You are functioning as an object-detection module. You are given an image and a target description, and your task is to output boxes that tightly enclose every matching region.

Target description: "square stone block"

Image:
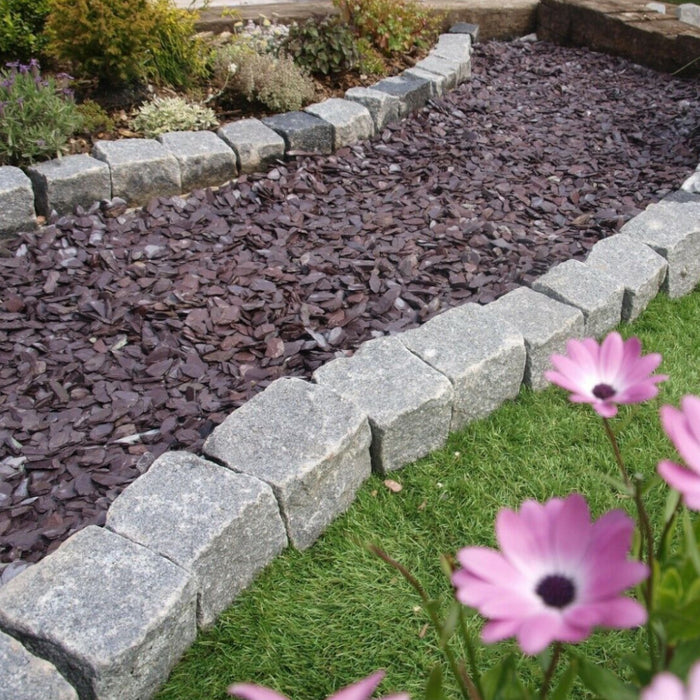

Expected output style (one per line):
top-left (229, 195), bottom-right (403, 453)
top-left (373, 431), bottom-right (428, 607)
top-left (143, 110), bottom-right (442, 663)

top-left (372, 75), bottom-right (432, 117)
top-left (344, 87), bottom-right (401, 132)
top-left (0, 526), bottom-right (197, 700)
top-left (204, 377), bottom-right (372, 550)
top-left (435, 33), bottom-right (472, 60)
top-left (403, 67), bottom-right (447, 97)
top-left (532, 259), bottom-right (624, 338)
top-left (484, 287), bottom-right (585, 390)
top-left (620, 192), bottom-right (700, 297)
top-left (158, 130), bottom-right (237, 192)
top-left (26, 154), bottom-right (111, 217)
top-left (449, 22), bottom-right (480, 42)
top-left (0, 166), bottom-right (37, 237)
top-left (107, 451), bottom-right (287, 629)
top-left (400, 303), bottom-right (526, 431)
top-left (262, 111), bottom-right (334, 155)
top-left (585, 234), bottom-right (668, 322)
top-left (304, 98), bottom-right (374, 148)
top-left (0, 630), bottom-right (77, 700)
top-left (412, 55), bottom-right (460, 89)
top-left (313, 336), bottom-right (454, 473)
top-left (92, 139), bottom-right (181, 207)
top-left (217, 118), bottom-right (285, 174)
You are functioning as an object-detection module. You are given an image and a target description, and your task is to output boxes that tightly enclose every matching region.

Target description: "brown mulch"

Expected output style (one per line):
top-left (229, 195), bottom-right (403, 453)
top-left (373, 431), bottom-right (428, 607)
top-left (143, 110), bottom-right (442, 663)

top-left (1, 40), bottom-right (699, 577)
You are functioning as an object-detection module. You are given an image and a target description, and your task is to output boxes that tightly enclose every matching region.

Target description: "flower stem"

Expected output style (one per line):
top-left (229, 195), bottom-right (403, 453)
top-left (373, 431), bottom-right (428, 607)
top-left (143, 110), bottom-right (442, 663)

top-left (602, 417), bottom-right (631, 487)
top-left (458, 606), bottom-right (485, 700)
top-left (540, 643), bottom-right (562, 700)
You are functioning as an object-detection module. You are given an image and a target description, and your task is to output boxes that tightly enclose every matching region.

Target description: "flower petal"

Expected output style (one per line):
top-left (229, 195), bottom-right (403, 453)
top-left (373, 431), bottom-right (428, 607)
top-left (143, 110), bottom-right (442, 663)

top-left (228, 684), bottom-right (289, 700)
top-left (329, 671), bottom-right (384, 700)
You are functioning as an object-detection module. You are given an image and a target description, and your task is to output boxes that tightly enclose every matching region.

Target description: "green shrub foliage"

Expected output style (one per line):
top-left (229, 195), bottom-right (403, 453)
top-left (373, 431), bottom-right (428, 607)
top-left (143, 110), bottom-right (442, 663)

top-left (0, 0), bottom-right (51, 62)
top-left (129, 95), bottom-right (218, 137)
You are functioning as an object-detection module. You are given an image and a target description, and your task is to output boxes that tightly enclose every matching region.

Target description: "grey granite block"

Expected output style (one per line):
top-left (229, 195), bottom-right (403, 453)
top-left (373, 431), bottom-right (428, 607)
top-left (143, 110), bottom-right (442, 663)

top-left (449, 22), bottom-right (480, 42)
top-left (677, 2), bottom-right (700, 26)
top-left (217, 118), bottom-right (285, 174)
top-left (435, 33), bottom-right (472, 59)
top-left (371, 75), bottom-right (432, 117)
top-left (619, 192), bottom-right (700, 297)
top-left (158, 130), bottom-right (237, 192)
top-left (531, 259), bottom-right (624, 338)
top-left (585, 234), bottom-right (668, 322)
top-left (313, 337), bottom-right (453, 473)
top-left (412, 55), bottom-right (460, 89)
top-left (400, 303), bottom-right (526, 431)
top-left (344, 86), bottom-right (401, 132)
top-left (0, 166), bottom-right (37, 237)
top-left (92, 138), bottom-right (181, 207)
top-left (0, 630), bottom-right (77, 700)
top-left (106, 452), bottom-right (287, 629)
top-left (484, 287), bottom-right (585, 390)
top-left (304, 98), bottom-right (374, 148)
top-left (403, 67), bottom-right (447, 97)
top-left (262, 111), bottom-right (334, 155)
top-left (681, 167), bottom-right (700, 194)
top-left (204, 377), bottom-right (371, 550)
top-left (26, 154), bottom-right (111, 217)
top-left (0, 526), bottom-right (197, 700)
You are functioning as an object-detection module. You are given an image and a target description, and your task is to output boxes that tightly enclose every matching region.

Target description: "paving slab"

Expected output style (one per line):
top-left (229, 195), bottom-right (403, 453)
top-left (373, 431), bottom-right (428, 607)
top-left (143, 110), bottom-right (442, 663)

top-left (217, 117), bottom-right (285, 173)
top-left (92, 139), bottom-right (182, 207)
top-left (262, 111), bottom-right (334, 154)
top-left (204, 377), bottom-right (371, 550)
top-left (158, 130), bottom-right (237, 191)
top-left (531, 258), bottom-right (625, 338)
top-left (26, 154), bottom-right (111, 217)
top-left (484, 287), bottom-right (585, 390)
top-left (304, 98), bottom-right (375, 148)
top-left (0, 166), bottom-right (37, 237)
top-left (400, 303), bottom-right (526, 431)
top-left (585, 233), bottom-right (668, 321)
top-left (0, 629), bottom-right (77, 700)
top-left (0, 526), bottom-right (197, 700)
top-left (403, 67), bottom-right (448, 97)
top-left (371, 74), bottom-right (432, 117)
top-left (343, 86), bottom-right (402, 132)
top-left (619, 191), bottom-right (700, 297)
top-left (313, 336), bottom-right (453, 473)
top-left (106, 451), bottom-right (287, 629)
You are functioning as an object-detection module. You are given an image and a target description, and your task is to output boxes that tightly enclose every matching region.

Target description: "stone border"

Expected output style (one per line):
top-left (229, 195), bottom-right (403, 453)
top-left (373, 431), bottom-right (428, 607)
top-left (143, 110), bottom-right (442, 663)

top-left (1, 27), bottom-right (700, 700)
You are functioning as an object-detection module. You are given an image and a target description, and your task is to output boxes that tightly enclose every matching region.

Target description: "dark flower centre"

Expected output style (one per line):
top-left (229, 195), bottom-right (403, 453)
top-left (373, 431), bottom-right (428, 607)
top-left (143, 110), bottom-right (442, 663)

top-left (535, 574), bottom-right (576, 608)
top-left (592, 383), bottom-right (616, 400)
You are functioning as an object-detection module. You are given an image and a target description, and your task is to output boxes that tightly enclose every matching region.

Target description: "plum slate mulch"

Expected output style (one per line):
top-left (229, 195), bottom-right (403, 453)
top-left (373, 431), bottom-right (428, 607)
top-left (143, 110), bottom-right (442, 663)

top-left (0, 40), bottom-right (699, 573)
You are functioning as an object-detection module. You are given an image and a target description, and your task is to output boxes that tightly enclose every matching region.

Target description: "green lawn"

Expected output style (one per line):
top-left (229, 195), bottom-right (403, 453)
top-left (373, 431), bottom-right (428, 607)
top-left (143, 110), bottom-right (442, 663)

top-left (156, 287), bottom-right (700, 700)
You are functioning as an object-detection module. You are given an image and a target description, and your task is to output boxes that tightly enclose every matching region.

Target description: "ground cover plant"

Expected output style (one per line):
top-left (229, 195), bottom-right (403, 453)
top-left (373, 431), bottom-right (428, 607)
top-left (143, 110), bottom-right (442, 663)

top-left (156, 288), bottom-right (700, 699)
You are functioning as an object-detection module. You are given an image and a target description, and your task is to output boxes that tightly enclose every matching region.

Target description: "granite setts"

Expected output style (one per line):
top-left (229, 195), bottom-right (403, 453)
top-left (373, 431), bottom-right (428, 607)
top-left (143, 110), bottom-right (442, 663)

top-left (1, 26), bottom-right (700, 700)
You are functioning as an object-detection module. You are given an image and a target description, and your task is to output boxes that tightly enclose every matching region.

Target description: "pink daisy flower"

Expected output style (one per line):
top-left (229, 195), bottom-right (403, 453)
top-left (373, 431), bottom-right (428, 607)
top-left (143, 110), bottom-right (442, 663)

top-left (228, 671), bottom-right (409, 700)
top-left (641, 661), bottom-right (700, 700)
top-left (545, 332), bottom-right (667, 418)
top-left (658, 395), bottom-right (700, 510)
top-left (452, 493), bottom-right (648, 655)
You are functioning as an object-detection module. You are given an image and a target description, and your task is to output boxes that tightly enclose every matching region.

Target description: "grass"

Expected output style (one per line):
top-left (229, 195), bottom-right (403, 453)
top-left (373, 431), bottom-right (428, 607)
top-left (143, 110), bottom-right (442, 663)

top-left (156, 287), bottom-right (700, 700)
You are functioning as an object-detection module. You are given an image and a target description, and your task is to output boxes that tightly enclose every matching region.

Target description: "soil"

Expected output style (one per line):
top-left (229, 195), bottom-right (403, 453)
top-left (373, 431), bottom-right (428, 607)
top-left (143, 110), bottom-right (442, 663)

top-left (1, 39), bottom-right (699, 580)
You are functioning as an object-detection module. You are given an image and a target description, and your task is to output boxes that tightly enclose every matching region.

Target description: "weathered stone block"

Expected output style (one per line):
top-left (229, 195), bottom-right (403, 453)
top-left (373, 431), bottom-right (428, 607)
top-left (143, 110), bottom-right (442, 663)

top-left (412, 55), bottom-right (460, 89)
top-left (204, 377), bottom-right (371, 550)
top-left (262, 111), bottom-right (334, 154)
top-left (344, 86), bottom-right (401, 132)
top-left (304, 98), bottom-right (374, 149)
top-left (400, 303), bottom-right (526, 431)
top-left (372, 75), bottom-right (432, 117)
top-left (435, 32), bottom-right (473, 59)
top-left (585, 234), bottom-right (668, 322)
top-left (645, 2), bottom-right (666, 13)
top-left (619, 192), bottom-right (700, 297)
top-left (449, 22), bottom-right (480, 42)
top-left (106, 451), bottom-right (287, 629)
top-left (158, 130), bottom-right (237, 192)
top-left (677, 3), bottom-right (700, 27)
top-left (0, 526), bottom-right (197, 700)
top-left (532, 259), bottom-right (624, 338)
top-left (217, 118), bottom-right (285, 173)
top-left (403, 67), bottom-right (448, 97)
top-left (0, 166), bottom-right (37, 237)
top-left (484, 287), bottom-right (585, 390)
top-left (92, 139), bottom-right (181, 207)
top-left (26, 154), bottom-right (111, 217)
top-left (0, 630), bottom-right (77, 700)
top-left (313, 337), bottom-right (453, 473)
top-left (681, 165), bottom-right (700, 194)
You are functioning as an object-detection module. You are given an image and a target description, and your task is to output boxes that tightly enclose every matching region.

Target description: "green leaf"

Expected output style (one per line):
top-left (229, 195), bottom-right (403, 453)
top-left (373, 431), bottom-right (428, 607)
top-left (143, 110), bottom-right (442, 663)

top-left (481, 654), bottom-right (530, 700)
top-left (682, 509), bottom-right (700, 576)
top-left (439, 600), bottom-right (460, 647)
top-left (669, 637), bottom-right (700, 677)
top-left (549, 659), bottom-right (578, 700)
top-left (423, 664), bottom-right (447, 700)
top-left (655, 566), bottom-right (684, 611)
top-left (573, 655), bottom-right (637, 700)
top-left (665, 599), bottom-right (700, 642)
top-left (597, 472), bottom-right (634, 496)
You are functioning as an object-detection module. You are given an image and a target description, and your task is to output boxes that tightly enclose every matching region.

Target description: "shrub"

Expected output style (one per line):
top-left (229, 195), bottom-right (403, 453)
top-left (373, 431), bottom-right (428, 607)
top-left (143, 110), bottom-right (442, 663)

top-left (0, 0), bottom-right (51, 62)
top-left (282, 17), bottom-right (359, 76)
top-left (0, 59), bottom-right (83, 166)
top-left (356, 36), bottom-right (386, 75)
top-left (334, 0), bottom-right (442, 56)
top-left (75, 99), bottom-right (115, 134)
top-left (129, 95), bottom-right (218, 138)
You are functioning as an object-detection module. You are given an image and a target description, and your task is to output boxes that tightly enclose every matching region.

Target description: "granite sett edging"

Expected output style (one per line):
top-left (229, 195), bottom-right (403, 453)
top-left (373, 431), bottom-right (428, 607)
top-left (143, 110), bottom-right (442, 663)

top-left (1, 26), bottom-right (700, 700)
